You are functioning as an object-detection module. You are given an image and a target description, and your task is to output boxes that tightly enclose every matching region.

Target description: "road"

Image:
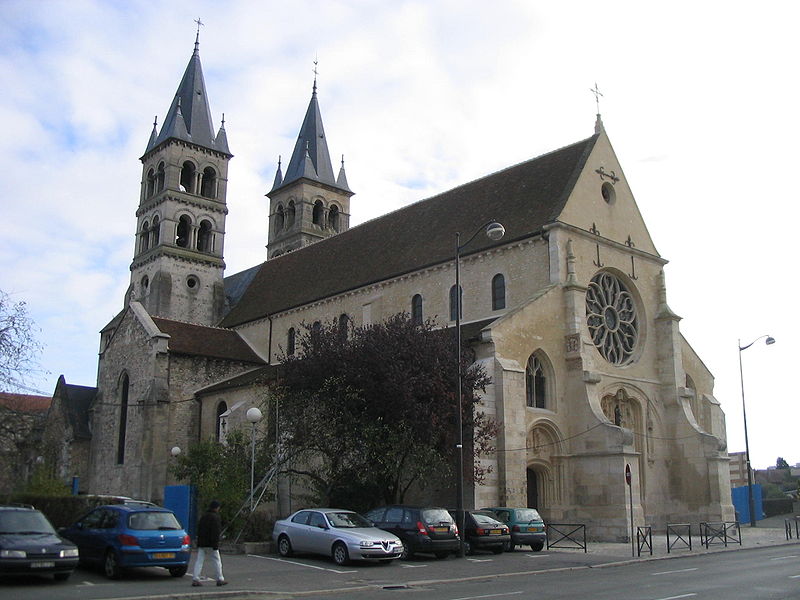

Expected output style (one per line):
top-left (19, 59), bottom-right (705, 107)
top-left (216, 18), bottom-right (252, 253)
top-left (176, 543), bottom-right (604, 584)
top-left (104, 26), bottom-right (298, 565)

top-left (0, 544), bottom-right (797, 599)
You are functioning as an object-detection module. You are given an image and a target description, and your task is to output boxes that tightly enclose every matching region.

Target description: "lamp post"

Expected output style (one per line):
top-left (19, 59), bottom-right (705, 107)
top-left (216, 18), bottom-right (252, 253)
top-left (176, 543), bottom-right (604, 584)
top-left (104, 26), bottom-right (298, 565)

top-left (738, 334), bottom-right (775, 527)
top-left (454, 220), bottom-right (505, 557)
top-left (246, 407), bottom-right (263, 512)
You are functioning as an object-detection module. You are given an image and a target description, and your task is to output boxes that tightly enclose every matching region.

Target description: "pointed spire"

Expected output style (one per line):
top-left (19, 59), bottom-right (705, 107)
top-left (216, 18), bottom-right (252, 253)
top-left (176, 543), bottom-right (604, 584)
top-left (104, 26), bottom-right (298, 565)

top-left (336, 154), bottom-right (350, 191)
top-left (145, 116), bottom-right (158, 153)
top-left (595, 113), bottom-right (605, 134)
top-left (278, 66), bottom-right (346, 192)
top-left (147, 31), bottom-right (231, 156)
top-left (215, 112), bottom-right (230, 154)
top-left (270, 155), bottom-right (283, 191)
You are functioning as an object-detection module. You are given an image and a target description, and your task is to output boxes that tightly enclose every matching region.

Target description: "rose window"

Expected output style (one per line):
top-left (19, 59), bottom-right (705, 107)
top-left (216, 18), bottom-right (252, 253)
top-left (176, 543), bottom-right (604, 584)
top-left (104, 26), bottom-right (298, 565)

top-left (586, 272), bottom-right (639, 365)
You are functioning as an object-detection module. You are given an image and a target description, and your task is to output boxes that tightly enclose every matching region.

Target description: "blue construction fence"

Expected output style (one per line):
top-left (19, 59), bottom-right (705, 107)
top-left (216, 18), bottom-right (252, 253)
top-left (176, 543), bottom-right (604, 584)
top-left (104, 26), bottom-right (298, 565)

top-left (731, 484), bottom-right (764, 523)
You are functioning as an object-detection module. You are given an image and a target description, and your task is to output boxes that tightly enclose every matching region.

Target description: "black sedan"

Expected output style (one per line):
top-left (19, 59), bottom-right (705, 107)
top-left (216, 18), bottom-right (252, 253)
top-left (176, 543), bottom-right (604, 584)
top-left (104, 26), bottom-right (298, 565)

top-left (0, 505), bottom-right (79, 581)
top-left (450, 509), bottom-right (510, 555)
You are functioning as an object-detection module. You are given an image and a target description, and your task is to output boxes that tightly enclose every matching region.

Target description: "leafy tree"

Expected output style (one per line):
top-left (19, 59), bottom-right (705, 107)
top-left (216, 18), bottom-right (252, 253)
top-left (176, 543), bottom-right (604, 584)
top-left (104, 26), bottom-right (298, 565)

top-left (0, 290), bottom-right (43, 393)
top-left (275, 313), bottom-right (495, 511)
top-left (169, 429), bottom-right (271, 531)
top-left (776, 457), bottom-right (790, 469)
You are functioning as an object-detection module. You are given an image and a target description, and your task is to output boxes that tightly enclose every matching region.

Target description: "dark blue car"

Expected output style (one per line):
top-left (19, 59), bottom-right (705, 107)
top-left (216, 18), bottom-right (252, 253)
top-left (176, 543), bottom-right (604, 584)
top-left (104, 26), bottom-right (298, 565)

top-left (61, 504), bottom-right (190, 579)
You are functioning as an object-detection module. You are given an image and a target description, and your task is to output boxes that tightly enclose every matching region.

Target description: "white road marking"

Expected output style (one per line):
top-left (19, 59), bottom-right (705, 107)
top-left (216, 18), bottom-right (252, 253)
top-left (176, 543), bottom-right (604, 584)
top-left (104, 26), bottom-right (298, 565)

top-left (248, 553), bottom-right (356, 574)
top-left (652, 594), bottom-right (697, 600)
top-left (450, 592), bottom-right (524, 600)
top-left (770, 555), bottom-right (798, 561)
top-left (400, 563), bottom-right (429, 568)
top-left (466, 558), bottom-right (494, 562)
top-left (790, 574), bottom-right (800, 579)
top-left (651, 567), bottom-right (699, 575)
top-left (524, 553), bottom-right (551, 558)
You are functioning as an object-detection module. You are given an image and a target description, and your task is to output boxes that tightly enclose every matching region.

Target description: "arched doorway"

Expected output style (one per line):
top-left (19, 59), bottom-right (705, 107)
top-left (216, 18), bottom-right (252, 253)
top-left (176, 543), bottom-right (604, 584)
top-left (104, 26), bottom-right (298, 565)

top-left (526, 468), bottom-right (539, 508)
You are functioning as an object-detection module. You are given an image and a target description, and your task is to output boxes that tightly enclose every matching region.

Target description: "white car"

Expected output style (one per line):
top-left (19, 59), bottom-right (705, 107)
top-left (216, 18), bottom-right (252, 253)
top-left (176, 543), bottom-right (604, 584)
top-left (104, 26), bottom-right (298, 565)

top-left (272, 508), bottom-right (403, 565)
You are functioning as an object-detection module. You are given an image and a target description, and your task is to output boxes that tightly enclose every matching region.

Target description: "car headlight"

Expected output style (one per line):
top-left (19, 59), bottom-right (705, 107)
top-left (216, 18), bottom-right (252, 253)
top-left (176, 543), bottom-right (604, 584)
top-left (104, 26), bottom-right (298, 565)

top-left (359, 541), bottom-right (378, 548)
top-left (60, 548), bottom-right (79, 558)
top-left (0, 549), bottom-right (27, 558)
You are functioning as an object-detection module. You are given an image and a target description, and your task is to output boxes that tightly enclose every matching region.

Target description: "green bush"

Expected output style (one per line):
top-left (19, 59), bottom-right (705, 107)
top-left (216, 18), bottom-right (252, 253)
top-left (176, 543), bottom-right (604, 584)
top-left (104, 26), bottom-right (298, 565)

top-left (3, 494), bottom-right (123, 528)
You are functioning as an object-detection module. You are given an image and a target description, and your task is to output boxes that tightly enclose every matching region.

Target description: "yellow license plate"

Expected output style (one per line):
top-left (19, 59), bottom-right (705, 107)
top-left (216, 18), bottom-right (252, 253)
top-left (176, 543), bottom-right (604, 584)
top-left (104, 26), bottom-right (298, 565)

top-left (527, 526), bottom-right (543, 532)
top-left (152, 552), bottom-right (175, 559)
top-left (432, 526), bottom-right (448, 533)
top-left (490, 529), bottom-right (502, 535)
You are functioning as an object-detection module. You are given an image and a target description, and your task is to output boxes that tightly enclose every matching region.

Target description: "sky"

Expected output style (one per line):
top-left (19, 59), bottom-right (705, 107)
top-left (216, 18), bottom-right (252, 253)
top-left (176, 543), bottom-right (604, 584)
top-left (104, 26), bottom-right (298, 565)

top-left (1, 0), bottom-right (797, 471)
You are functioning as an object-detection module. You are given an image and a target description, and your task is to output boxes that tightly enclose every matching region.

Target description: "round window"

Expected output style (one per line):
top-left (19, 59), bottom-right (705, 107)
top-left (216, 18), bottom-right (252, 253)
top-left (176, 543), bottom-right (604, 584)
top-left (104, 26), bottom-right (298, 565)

top-left (187, 275), bottom-right (199, 289)
top-left (601, 181), bottom-right (616, 205)
top-left (586, 272), bottom-right (639, 365)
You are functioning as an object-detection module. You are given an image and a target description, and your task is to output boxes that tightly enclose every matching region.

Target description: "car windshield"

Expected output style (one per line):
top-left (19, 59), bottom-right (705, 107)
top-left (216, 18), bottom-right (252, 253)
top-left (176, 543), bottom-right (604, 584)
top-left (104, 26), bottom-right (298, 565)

top-left (421, 509), bottom-right (452, 524)
top-left (0, 510), bottom-right (56, 534)
top-left (473, 513), bottom-right (503, 526)
top-left (127, 511), bottom-right (181, 531)
top-left (516, 509), bottom-right (542, 522)
top-left (327, 512), bottom-right (372, 528)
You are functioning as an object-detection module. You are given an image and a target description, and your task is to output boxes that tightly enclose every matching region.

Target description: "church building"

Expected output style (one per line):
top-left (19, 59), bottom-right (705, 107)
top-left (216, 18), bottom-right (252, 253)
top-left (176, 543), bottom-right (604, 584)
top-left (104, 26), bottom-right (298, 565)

top-left (48, 35), bottom-right (734, 541)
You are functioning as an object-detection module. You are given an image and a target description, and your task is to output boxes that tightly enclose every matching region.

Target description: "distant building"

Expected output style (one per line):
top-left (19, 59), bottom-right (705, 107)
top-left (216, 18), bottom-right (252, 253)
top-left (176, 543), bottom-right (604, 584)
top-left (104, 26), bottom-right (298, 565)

top-left (0, 392), bottom-right (51, 493)
top-left (729, 451), bottom-right (748, 488)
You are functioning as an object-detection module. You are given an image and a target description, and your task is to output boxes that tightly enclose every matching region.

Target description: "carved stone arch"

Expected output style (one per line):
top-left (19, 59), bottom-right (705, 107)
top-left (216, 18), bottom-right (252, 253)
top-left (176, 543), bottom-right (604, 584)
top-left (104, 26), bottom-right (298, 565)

top-left (526, 420), bottom-right (565, 511)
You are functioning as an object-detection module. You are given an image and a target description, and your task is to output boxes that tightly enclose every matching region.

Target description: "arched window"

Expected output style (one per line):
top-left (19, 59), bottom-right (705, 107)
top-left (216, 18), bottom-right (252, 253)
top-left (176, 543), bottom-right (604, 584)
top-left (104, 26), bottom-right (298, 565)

top-left (141, 275), bottom-right (149, 293)
top-left (286, 201), bottom-right (296, 227)
top-left (197, 219), bottom-right (213, 252)
top-left (525, 354), bottom-right (547, 409)
top-left (312, 200), bottom-right (324, 226)
top-left (449, 285), bottom-right (462, 321)
top-left (200, 167), bottom-right (217, 198)
top-left (287, 327), bottom-right (296, 355)
top-left (216, 401), bottom-right (228, 442)
top-left (275, 204), bottom-right (285, 233)
top-left (176, 215), bottom-right (191, 248)
top-left (146, 168), bottom-right (156, 197)
top-left (140, 220), bottom-right (150, 252)
top-left (311, 321), bottom-right (321, 344)
top-left (328, 205), bottom-right (340, 231)
top-left (156, 162), bottom-right (165, 192)
top-left (492, 274), bottom-right (506, 310)
top-left (338, 313), bottom-right (349, 341)
top-left (151, 215), bottom-right (160, 246)
top-left (411, 294), bottom-right (423, 326)
top-left (117, 374), bottom-right (129, 464)
top-left (180, 161), bottom-right (195, 193)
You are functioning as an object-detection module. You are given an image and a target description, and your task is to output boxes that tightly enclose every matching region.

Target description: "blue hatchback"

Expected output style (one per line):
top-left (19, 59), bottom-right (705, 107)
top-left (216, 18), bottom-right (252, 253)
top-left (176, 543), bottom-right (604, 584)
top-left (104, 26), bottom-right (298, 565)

top-left (61, 505), bottom-right (190, 579)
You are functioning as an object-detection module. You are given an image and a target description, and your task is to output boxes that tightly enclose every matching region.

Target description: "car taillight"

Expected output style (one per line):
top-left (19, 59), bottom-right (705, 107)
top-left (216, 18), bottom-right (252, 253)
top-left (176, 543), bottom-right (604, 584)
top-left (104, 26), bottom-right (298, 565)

top-left (416, 521), bottom-right (428, 535)
top-left (512, 525), bottom-right (520, 532)
top-left (476, 527), bottom-right (486, 535)
top-left (181, 535), bottom-right (191, 546)
top-left (118, 534), bottom-right (138, 546)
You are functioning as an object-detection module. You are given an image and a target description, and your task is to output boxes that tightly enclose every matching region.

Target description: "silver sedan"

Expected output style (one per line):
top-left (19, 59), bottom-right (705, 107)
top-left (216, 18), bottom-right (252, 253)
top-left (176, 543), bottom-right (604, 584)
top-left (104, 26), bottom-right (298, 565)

top-left (272, 508), bottom-right (403, 565)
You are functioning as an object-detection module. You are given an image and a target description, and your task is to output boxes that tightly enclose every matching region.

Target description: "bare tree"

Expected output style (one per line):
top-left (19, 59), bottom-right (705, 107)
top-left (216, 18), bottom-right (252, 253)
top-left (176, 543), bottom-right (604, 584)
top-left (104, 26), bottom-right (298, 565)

top-left (0, 290), bottom-right (43, 393)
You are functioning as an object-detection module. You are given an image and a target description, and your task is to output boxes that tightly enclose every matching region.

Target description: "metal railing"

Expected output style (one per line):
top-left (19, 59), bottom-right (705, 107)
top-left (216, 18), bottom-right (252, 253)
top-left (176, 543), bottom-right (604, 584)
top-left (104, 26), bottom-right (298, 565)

top-left (666, 523), bottom-right (692, 553)
top-left (699, 521), bottom-right (741, 549)
top-left (785, 517), bottom-right (799, 540)
top-left (546, 523), bottom-right (587, 553)
top-left (636, 525), bottom-right (652, 556)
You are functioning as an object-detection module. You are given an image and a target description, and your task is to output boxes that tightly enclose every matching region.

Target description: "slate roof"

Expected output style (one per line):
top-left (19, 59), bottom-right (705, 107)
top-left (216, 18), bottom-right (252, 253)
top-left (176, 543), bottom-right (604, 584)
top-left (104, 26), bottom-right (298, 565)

top-left (221, 134), bottom-right (599, 328)
top-left (195, 364), bottom-right (280, 396)
top-left (151, 317), bottom-right (265, 364)
top-left (58, 382), bottom-right (96, 440)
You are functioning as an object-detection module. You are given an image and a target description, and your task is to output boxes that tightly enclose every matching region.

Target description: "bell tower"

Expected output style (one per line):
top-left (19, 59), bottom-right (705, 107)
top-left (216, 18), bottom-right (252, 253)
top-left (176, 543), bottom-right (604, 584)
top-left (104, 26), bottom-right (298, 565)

top-left (266, 75), bottom-right (353, 259)
top-left (130, 32), bottom-right (232, 325)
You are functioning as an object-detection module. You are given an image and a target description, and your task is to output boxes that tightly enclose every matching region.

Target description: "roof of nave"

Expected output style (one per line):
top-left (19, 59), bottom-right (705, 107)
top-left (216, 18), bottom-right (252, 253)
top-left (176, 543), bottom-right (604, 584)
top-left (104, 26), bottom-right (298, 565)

top-left (151, 317), bottom-right (265, 364)
top-left (221, 133), bottom-right (599, 328)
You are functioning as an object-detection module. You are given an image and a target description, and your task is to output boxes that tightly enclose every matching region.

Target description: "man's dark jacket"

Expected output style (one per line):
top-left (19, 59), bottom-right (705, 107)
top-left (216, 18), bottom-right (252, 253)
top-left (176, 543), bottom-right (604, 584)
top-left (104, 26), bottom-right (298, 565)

top-left (197, 510), bottom-right (222, 548)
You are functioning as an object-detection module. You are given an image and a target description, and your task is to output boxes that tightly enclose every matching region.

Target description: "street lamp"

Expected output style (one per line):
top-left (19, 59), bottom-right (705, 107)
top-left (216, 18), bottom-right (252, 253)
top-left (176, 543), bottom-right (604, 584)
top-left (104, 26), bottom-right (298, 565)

top-left (454, 220), bottom-right (505, 557)
top-left (246, 407), bottom-right (263, 512)
top-left (738, 334), bottom-right (775, 527)
top-left (170, 446), bottom-right (181, 457)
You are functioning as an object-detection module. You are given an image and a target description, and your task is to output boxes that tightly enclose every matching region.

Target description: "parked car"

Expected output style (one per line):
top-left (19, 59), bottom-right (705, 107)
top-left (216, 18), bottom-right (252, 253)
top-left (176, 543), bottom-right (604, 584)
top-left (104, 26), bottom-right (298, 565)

top-left (60, 504), bottom-right (190, 578)
top-left (482, 506), bottom-right (546, 551)
top-left (363, 505), bottom-right (459, 559)
top-left (449, 509), bottom-right (510, 555)
top-left (272, 508), bottom-right (403, 565)
top-left (0, 505), bottom-right (79, 581)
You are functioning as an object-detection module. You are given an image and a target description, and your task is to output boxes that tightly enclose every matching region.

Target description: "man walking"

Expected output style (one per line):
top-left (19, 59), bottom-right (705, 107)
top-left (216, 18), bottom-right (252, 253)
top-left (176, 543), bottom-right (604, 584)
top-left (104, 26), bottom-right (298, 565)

top-left (191, 500), bottom-right (228, 587)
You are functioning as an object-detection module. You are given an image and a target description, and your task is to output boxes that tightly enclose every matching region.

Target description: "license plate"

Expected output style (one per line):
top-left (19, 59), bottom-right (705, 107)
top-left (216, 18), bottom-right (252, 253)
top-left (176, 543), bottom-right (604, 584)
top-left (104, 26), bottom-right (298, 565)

top-left (31, 561), bottom-right (55, 568)
top-left (432, 526), bottom-right (448, 533)
top-left (527, 526), bottom-right (543, 532)
top-left (152, 552), bottom-right (175, 559)
top-left (490, 529), bottom-right (502, 535)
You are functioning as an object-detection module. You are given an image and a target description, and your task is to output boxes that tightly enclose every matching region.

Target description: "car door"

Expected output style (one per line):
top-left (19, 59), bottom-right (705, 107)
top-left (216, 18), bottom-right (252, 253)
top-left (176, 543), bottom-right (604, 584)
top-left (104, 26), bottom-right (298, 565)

top-left (305, 511), bottom-right (333, 556)
top-left (286, 511), bottom-right (312, 552)
top-left (77, 508), bottom-right (110, 563)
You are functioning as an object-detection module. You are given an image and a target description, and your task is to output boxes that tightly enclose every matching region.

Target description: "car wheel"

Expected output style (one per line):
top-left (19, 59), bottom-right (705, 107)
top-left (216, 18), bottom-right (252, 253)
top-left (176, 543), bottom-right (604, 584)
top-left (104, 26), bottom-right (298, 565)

top-left (503, 541), bottom-right (515, 552)
top-left (400, 544), bottom-right (413, 560)
top-left (278, 535), bottom-right (293, 557)
top-left (463, 541), bottom-right (473, 556)
top-left (169, 565), bottom-right (188, 577)
top-left (104, 549), bottom-right (121, 579)
top-left (54, 572), bottom-right (71, 581)
top-left (332, 542), bottom-right (349, 566)
top-left (530, 542), bottom-right (544, 552)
